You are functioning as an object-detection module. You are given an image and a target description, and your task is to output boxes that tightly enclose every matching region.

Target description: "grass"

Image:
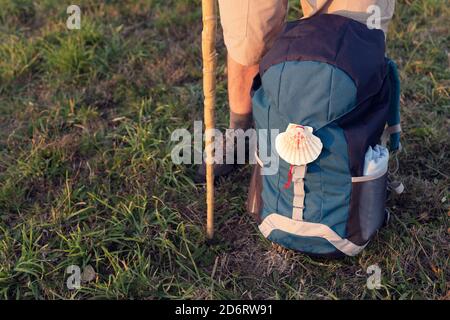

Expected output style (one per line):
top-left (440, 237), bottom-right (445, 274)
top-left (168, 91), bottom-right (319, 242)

top-left (0, 0), bottom-right (448, 299)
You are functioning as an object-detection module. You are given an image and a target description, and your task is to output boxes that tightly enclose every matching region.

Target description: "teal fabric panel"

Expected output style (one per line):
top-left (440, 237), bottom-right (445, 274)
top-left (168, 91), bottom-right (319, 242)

top-left (271, 158), bottom-right (300, 219)
top-left (252, 87), bottom-right (270, 134)
top-left (254, 68), bottom-right (287, 220)
top-left (311, 124), bottom-right (351, 236)
top-left (260, 63), bottom-right (284, 113)
top-left (268, 229), bottom-right (339, 255)
top-left (256, 61), bottom-right (355, 239)
top-left (273, 123), bottom-right (351, 237)
top-left (261, 61), bottom-right (357, 130)
top-left (257, 61), bottom-right (354, 236)
top-left (253, 80), bottom-right (285, 221)
top-left (252, 86), bottom-right (271, 167)
top-left (260, 173), bottom-right (280, 221)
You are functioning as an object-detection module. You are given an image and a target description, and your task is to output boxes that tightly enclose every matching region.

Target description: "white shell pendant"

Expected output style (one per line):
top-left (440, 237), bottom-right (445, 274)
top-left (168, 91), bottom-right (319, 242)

top-left (275, 124), bottom-right (323, 166)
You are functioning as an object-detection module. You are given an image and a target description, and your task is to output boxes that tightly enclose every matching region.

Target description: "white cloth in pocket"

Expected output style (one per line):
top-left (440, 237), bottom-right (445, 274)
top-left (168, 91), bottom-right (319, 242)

top-left (363, 145), bottom-right (389, 176)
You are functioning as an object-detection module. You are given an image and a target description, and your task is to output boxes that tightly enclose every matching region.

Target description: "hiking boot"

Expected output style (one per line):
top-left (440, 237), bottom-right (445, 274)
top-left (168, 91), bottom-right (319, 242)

top-left (194, 129), bottom-right (254, 183)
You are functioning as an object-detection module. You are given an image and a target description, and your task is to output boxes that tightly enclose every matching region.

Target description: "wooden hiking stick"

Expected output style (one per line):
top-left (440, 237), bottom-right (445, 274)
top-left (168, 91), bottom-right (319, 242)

top-left (201, 0), bottom-right (217, 239)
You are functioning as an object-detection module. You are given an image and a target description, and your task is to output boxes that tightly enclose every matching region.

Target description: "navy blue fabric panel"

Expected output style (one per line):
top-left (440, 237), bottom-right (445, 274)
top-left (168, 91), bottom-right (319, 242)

top-left (260, 14), bottom-right (387, 106)
top-left (338, 70), bottom-right (391, 176)
top-left (250, 74), bottom-right (262, 98)
top-left (387, 60), bottom-right (401, 151)
top-left (261, 17), bottom-right (346, 75)
top-left (387, 60), bottom-right (401, 127)
top-left (335, 19), bottom-right (387, 103)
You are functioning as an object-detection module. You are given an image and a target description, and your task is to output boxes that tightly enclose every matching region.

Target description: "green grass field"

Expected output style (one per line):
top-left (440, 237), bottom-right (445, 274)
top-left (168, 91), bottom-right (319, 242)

top-left (0, 0), bottom-right (448, 299)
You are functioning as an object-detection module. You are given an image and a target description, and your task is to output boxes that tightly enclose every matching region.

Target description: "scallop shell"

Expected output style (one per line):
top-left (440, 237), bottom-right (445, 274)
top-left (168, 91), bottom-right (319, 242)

top-left (275, 124), bottom-right (323, 166)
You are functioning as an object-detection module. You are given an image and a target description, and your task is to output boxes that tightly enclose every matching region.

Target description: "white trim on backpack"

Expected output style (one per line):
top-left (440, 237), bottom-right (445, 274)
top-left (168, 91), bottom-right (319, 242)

top-left (292, 166), bottom-right (306, 221)
top-left (259, 213), bottom-right (367, 256)
top-left (351, 167), bottom-right (388, 183)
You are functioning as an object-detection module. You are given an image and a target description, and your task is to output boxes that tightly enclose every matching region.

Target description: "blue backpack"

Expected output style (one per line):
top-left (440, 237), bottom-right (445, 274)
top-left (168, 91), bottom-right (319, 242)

top-left (248, 14), bottom-right (402, 257)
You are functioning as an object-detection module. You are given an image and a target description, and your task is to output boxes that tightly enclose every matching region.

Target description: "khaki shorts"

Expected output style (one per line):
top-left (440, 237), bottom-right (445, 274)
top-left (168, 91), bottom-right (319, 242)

top-left (219, 0), bottom-right (396, 66)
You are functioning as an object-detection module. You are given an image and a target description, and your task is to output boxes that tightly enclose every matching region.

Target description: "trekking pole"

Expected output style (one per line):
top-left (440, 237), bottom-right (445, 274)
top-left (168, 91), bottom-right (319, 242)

top-left (201, 0), bottom-right (217, 239)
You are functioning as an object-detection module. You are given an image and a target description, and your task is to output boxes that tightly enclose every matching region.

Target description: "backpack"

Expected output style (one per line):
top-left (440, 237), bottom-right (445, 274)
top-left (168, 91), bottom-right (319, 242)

top-left (247, 14), bottom-right (402, 257)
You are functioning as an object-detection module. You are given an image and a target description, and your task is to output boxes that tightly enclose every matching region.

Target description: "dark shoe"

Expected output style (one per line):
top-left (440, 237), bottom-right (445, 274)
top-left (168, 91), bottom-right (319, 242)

top-left (194, 129), bottom-right (252, 183)
top-left (194, 162), bottom-right (237, 183)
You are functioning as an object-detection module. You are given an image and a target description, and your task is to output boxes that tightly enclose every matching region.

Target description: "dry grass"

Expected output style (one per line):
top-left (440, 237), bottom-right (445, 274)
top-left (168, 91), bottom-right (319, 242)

top-left (0, 0), bottom-right (448, 299)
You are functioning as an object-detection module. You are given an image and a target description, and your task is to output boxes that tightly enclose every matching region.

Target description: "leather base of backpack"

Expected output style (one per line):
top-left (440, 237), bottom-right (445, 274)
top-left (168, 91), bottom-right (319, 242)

top-left (246, 165), bottom-right (262, 224)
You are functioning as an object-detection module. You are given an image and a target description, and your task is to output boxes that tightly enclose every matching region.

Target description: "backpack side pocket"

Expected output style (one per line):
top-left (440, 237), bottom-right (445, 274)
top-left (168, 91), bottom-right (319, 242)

top-left (347, 172), bottom-right (388, 246)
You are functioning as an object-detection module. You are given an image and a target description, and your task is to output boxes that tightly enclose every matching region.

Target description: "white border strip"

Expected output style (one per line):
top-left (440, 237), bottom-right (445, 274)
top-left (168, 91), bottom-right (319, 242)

top-left (351, 168), bottom-right (387, 183)
top-left (292, 166), bottom-right (306, 221)
top-left (259, 213), bottom-right (366, 256)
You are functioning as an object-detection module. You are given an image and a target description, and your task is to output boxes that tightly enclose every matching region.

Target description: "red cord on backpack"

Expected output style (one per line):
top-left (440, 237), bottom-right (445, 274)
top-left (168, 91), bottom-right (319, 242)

top-left (284, 165), bottom-right (294, 189)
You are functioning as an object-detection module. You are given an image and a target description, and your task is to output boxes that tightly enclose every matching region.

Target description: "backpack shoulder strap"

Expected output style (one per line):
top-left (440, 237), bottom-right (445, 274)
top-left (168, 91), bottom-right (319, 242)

top-left (382, 59), bottom-right (402, 151)
top-left (384, 59), bottom-right (405, 195)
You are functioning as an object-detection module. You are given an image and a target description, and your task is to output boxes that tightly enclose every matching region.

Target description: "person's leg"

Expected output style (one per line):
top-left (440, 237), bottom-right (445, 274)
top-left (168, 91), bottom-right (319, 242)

top-left (300, 0), bottom-right (396, 35)
top-left (227, 55), bottom-right (258, 130)
top-left (195, 0), bottom-right (288, 182)
top-left (222, 0), bottom-right (288, 129)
